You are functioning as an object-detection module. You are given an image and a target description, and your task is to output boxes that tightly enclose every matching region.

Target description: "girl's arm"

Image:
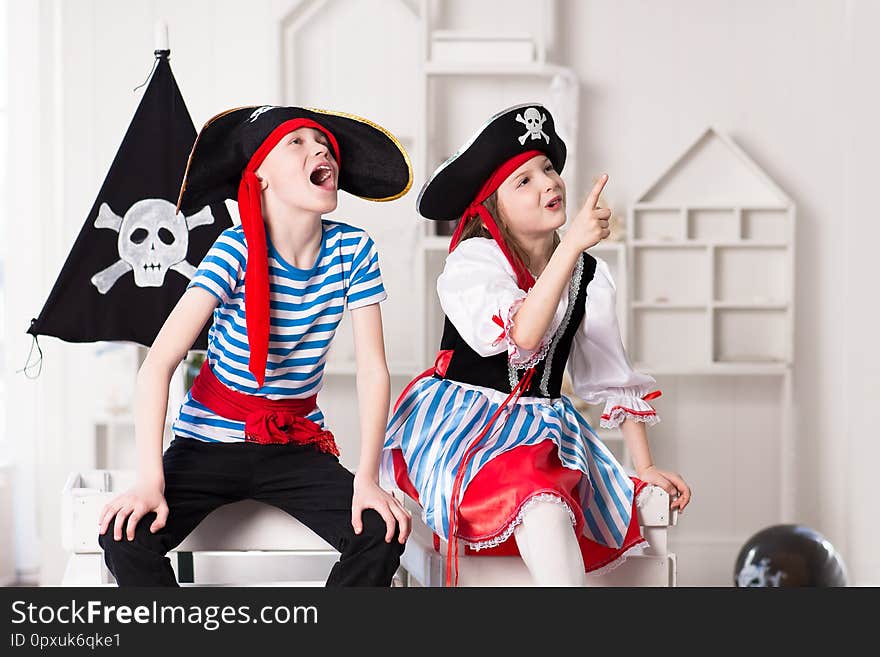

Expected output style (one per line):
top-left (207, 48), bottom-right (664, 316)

top-left (620, 419), bottom-right (691, 512)
top-left (98, 286), bottom-right (219, 540)
top-left (510, 175), bottom-right (612, 351)
top-left (349, 303), bottom-right (411, 543)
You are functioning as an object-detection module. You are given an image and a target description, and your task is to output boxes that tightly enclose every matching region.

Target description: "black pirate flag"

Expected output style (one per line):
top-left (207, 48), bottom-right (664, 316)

top-left (28, 54), bottom-right (232, 350)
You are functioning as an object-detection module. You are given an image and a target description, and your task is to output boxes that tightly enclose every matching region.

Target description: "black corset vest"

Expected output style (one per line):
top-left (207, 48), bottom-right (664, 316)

top-left (437, 252), bottom-right (597, 398)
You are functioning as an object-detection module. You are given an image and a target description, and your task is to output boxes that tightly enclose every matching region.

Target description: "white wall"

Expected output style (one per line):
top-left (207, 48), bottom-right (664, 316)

top-left (4, 0), bottom-right (877, 584)
top-left (556, 0), bottom-right (879, 584)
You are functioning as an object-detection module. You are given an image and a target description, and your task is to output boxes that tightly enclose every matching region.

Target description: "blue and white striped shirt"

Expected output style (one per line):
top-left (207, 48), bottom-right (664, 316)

top-left (172, 220), bottom-right (386, 443)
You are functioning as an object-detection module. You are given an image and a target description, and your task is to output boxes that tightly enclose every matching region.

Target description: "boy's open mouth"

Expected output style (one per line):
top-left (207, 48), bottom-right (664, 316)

top-left (545, 195), bottom-right (562, 210)
top-left (310, 163), bottom-right (335, 189)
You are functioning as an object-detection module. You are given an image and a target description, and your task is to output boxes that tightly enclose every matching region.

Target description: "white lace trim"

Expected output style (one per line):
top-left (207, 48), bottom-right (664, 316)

top-left (539, 254), bottom-right (585, 396)
top-left (462, 493), bottom-right (577, 551)
top-left (505, 298), bottom-right (553, 370)
top-left (584, 539), bottom-right (648, 578)
top-left (599, 407), bottom-right (661, 430)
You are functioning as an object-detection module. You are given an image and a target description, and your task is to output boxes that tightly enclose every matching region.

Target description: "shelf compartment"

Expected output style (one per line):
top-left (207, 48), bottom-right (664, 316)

top-left (688, 208), bottom-right (738, 241)
top-left (430, 31), bottom-right (535, 65)
top-left (633, 247), bottom-right (708, 305)
top-left (742, 209), bottom-right (789, 242)
top-left (631, 308), bottom-right (709, 370)
top-left (713, 308), bottom-right (788, 364)
top-left (632, 208), bottom-right (682, 241)
top-left (714, 246), bottom-right (789, 305)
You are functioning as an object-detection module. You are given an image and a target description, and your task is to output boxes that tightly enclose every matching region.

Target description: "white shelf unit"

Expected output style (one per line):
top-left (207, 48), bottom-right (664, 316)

top-left (627, 134), bottom-right (795, 374)
top-left (415, 0), bottom-right (579, 369)
top-left (627, 125), bottom-right (797, 530)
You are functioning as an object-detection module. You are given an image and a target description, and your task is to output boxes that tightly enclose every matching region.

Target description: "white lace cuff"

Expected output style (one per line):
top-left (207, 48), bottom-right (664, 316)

top-left (500, 297), bottom-right (564, 368)
top-left (600, 390), bottom-right (661, 429)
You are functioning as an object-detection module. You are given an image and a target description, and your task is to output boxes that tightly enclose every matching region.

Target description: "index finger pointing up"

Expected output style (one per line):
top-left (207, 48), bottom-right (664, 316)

top-left (587, 174), bottom-right (609, 209)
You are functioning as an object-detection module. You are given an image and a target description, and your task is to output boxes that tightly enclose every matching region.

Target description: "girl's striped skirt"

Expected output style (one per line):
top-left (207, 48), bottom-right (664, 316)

top-left (382, 376), bottom-right (648, 574)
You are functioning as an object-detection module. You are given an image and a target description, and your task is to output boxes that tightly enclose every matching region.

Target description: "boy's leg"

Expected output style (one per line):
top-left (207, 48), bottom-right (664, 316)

top-left (251, 443), bottom-right (404, 587)
top-left (98, 438), bottom-right (247, 586)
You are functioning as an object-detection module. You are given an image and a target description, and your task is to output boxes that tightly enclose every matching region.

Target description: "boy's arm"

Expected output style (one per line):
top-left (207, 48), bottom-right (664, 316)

top-left (349, 303), bottom-right (411, 543)
top-left (350, 302), bottom-right (390, 481)
top-left (99, 286), bottom-right (218, 540)
top-left (133, 286), bottom-right (218, 484)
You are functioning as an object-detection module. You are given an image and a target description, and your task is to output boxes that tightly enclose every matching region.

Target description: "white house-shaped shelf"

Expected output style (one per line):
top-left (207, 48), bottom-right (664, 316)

top-left (627, 126), bottom-right (795, 374)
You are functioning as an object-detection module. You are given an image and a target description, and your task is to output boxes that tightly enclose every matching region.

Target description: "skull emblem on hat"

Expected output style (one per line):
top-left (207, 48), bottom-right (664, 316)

top-left (515, 107), bottom-right (550, 145)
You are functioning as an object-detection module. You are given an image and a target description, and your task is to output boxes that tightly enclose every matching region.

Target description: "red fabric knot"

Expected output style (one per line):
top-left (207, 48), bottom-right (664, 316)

top-left (190, 359), bottom-right (339, 455)
top-left (642, 390), bottom-right (662, 401)
top-left (243, 411), bottom-right (338, 455)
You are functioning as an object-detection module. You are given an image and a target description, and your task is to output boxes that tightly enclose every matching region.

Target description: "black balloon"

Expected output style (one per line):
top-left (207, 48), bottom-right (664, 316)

top-left (734, 524), bottom-right (848, 587)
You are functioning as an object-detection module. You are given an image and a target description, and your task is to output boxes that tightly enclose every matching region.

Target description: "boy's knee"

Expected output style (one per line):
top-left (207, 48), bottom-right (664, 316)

top-left (357, 509), bottom-right (405, 553)
top-left (97, 514), bottom-right (160, 554)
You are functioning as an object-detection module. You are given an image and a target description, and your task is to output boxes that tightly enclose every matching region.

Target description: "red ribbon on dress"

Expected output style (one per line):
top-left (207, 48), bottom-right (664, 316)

top-left (237, 119), bottom-right (341, 388)
top-left (445, 367), bottom-right (536, 586)
top-left (189, 360), bottom-right (339, 455)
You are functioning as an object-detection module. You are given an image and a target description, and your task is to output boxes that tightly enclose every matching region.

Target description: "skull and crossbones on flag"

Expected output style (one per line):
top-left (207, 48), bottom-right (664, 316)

top-left (29, 55), bottom-right (232, 349)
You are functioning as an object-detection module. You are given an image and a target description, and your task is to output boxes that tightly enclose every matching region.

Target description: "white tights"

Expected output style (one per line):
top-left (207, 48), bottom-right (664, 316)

top-left (513, 498), bottom-right (586, 586)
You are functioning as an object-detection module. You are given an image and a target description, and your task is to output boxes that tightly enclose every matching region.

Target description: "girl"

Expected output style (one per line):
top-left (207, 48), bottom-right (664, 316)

top-left (384, 103), bottom-right (691, 586)
top-left (98, 105), bottom-right (413, 586)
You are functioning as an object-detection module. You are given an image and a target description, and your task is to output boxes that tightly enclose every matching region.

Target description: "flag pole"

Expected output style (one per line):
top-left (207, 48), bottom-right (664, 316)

top-left (154, 20), bottom-right (170, 59)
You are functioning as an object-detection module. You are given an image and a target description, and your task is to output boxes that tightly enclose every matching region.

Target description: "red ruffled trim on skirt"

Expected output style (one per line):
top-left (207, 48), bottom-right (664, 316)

top-left (391, 440), bottom-right (648, 573)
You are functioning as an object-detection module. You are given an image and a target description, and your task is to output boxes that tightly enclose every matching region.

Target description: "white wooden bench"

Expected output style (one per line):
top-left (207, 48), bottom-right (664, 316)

top-left (61, 470), bottom-right (678, 587)
top-left (396, 486), bottom-right (678, 587)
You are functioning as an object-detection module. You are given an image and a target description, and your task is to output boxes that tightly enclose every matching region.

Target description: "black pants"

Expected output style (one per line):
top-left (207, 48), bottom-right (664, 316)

top-left (98, 437), bottom-right (404, 587)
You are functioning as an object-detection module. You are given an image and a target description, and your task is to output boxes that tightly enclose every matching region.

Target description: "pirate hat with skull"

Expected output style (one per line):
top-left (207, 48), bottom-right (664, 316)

top-left (177, 105), bottom-right (413, 387)
top-left (417, 103), bottom-right (566, 291)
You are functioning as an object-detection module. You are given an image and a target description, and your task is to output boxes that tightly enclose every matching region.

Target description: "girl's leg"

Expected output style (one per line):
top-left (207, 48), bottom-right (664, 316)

top-left (513, 499), bottom-right (586, 586)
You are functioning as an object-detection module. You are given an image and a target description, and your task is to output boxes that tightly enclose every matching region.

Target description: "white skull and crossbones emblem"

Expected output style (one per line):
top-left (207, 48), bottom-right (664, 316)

top-left (516, 107), bottom-right (550, 145)
top-left (249, 106), bottom-right (278, 122)
top-left (90, 199), bottom-right (215, 294)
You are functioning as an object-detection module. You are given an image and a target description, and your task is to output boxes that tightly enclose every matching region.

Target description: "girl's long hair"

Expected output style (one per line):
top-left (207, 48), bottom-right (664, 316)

top-left (454, 192), bottom-right (560, 272)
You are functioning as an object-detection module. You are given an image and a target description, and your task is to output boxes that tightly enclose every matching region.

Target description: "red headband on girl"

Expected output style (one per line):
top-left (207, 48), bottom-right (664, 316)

top-left (238, 118), bottom-right (341, 388)
top-left (448, 149), bottom-right (544, 292)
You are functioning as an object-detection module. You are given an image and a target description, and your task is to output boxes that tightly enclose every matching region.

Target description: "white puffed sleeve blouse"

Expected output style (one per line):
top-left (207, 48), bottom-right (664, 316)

top-left (566, 256), bottom-right (661, 429)
top-left (436, 238), bottom-right (660, 429)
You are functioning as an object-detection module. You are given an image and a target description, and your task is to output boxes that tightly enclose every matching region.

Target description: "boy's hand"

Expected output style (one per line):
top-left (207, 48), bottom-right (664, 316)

top-left (637, 465), bottom-right (692, 513)
top-left (351, 476), bottom-right (411, 544)
top-left (561, 174), bottom-right (612, 253)
top-left (98, 483), bottom-right (169, 541)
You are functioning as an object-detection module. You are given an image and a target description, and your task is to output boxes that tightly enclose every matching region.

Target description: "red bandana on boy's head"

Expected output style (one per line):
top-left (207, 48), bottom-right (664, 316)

top-left (448, 149), bottom-right (544, 292)
top-left (237, 118), bottom-right (341, 388)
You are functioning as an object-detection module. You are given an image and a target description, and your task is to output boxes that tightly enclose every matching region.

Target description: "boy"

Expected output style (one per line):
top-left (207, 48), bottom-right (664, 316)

top-left (98, 106), bottom-right (413, 586)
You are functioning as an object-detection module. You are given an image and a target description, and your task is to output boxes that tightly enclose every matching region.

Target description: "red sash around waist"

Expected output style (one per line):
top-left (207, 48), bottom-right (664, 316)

top-left (189, 360), bottom-right (339, 455)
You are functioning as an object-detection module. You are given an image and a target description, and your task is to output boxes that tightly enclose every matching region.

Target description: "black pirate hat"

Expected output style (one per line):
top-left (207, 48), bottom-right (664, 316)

top-left (178, 105), bottom-right (412, 213)
top-left (417, 102), bottom-right (566, 221)
top-left (417, 103), bottom-right (566, 292)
